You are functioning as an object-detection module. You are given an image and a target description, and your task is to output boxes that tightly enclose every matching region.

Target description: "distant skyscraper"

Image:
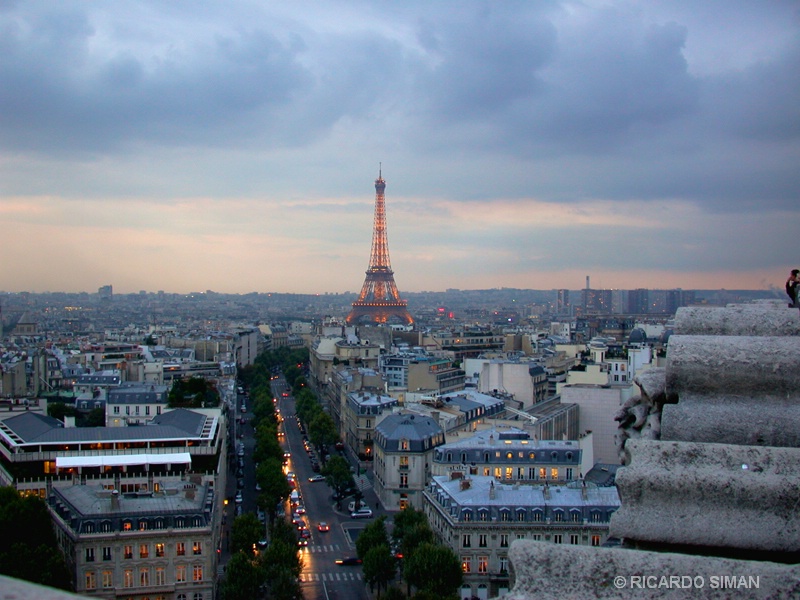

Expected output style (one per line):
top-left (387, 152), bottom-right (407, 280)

top-left (346, 169), bottom-right (414, 326)
top-left (556, 289), bottom-right (570, 313)
top-left (98, 285), bottom-right (112, 300)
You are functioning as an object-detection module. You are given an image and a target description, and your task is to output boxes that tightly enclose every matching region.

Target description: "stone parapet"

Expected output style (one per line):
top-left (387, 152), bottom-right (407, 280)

top-left (610, 439), bottom-right (800, 555)
top-left (501, 541), bottom-right (800, 600)
top-left (674, 300), bottom-right (800, 337)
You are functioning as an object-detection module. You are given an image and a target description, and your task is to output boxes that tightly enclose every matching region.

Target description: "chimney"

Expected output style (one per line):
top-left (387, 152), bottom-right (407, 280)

top-left (543, 482), bottom-right (550, 500)
top-left (581, 479), bottom-right (588, 500)
top-left (489, 480), bottom-right (495, 500)
top-left (111, 489), bottom-right (120, 511)
top-left (460, 479), bottom-right (471, 491)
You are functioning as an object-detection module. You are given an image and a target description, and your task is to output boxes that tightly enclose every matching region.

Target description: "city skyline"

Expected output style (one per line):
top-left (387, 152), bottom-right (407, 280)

top-left (1, 2), bottom-right (798, 295)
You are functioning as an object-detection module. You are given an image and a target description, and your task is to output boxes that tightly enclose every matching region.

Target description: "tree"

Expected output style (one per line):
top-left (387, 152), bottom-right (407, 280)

top-left (321, 455), bottom-right (353, 507)
top-left (392, 506), bottom-right (428, 546)
top-left (382, 587), bottom-right (406, 600)
top-left (399, 522), bottom-right (434, 559)
top-left (363, 544), bottom-right (397, 597)
top-left (82, 407), bottom-right (106, 427)
top-left (230, 512), bottom-right (263, 556)
top-left (356, 515), bottom-right (389, 560)
top-left (255, 458), bottom-right (291, 524)
top-left (308, 411), bottom-right (337, 460)
top-left (0, 487), bottom-right (71, 590)
top-left (47, 401), bottom-right (76, 422)
top-left (260, 537), bottom-right (302, 599)
top-left (220, 550), bottom-right (262, 600)
top-left (403, 542), bottom-right (462, 599)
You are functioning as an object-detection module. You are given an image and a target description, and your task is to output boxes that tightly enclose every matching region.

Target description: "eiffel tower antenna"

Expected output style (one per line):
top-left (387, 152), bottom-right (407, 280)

top-left (345, 169), bottom-right (414, 325)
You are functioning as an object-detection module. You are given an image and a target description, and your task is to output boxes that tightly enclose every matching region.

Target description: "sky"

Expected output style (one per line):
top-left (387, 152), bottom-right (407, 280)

top-left (1, 1), bottom-right (798, 295)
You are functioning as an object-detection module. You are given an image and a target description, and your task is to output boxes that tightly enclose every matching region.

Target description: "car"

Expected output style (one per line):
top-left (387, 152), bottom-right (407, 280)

top-left (318, 522), bottom-right (330, 532)
top-left (350, 508), bottom-right (373, 519)
top-left (235, 505), bottom-right (243, 516)
top-left (299, 528), bottom-right (311, 539)
top-left (308, 475), bottom-right (326, 482)
top-left (292, 514), bottom-right (304, 526)
top-left (234, 491), bottom-right (243, 504)
top-left (237, 478), bottom-right (244, 489)
top-left (255, 482), bottom-right (262, 491)
top-left (297, 538), bottom-right (308, 547)
top-left (311, 462), bottom-right (321, 473)
top-left (335, 557), bottom-right (362, 566)
top-left (295, 505), bottom-right (306, 514)
top-left (286, 472), bottom-right (296, 480)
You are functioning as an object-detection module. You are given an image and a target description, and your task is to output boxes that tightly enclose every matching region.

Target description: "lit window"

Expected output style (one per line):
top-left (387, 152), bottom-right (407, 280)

top-left (124, 545), bottom-right (133, 560)
top-left (124, 569), bottom-right (134, 588)
top-left (478, 556), bottom-right (488, 574)
top-left (102, 571), bottom-right (113, 588)
top-left (140, 567), bottom-right (150, 586)
top-left (192, 541), bottom-right (202, 555)
top-left (550, 467), bottom-right (558, 480)
top-left (155, 543), bottom-right (165, 557)
top-left (192, 565), bottom-right (203, 582)
top-left (85, 571), bottom-right (96, 590)
top-left (123, 521), bottom-right (132, 531)
top-left (591, 535), bottom-right (601, 547)
top-left (176, 542), bottom-right (186, 556)
top-left (176, 565), bottom-right (187, 583)
top-left (155, 567), bottom-right (166, 586)
top-left (140, 544), bottom-right (149, 558)
top-left (461, 557), bottom-right (471, 573)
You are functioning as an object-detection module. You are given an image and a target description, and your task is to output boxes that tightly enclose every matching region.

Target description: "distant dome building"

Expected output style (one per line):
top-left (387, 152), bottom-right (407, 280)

top-left (628, 328), bottom-right (647, 344)
top-left (373, 413), bottom-right (445, 510)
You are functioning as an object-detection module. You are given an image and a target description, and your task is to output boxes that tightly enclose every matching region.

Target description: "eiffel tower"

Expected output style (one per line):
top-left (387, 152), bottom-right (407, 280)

top-left (346, 168), bottom-right (414, 326)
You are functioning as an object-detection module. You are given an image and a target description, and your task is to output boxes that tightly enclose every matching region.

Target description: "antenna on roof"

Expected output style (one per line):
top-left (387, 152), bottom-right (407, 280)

top-left (379, 162), bottom-right (382, 179)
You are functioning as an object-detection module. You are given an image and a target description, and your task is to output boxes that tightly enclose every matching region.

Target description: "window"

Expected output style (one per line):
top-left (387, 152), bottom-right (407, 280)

top-left (483, 467), bottom-right (490, 476)
top-left (123, 521), bottom-right (132, 531)
top-left (462, 534), bottom-right (471, 548)
top-left (192, 565), bottom-right (203, 582)
top-left (572, 511), bottom-right (582, 522)
top-left (102, 546), bottom-right (112, 561)
top-left (478, 534), bottom-right (487, 548)
top-left (461, 509), bottom-right (471, 522)
top-left (155, 567), bottom-right (166, 586)
top-left (566, 467), bottom-right (574, 480)
top-left (177, 595), bottom-right (187, 600)
top-left (85, 548), bottom-right (95, 562)
top-left (528, 467), bottom-right (536, 480)
top-left (100, 521), bottom-right (112, 533)
top-left (140, 544), bottom-right (149, 558)
top-left (554, 511), bottom-right (564, 522)
top-left (499, 557), bottom-right (508, 574)
top-left (399, 456), bottom-right (409, 468)
top-left (140, 567), bottom-right (150, 587)
top-left (517, 510), bottom-right (526, 522)
top-left (528, 451), bottom-right (535, 460)
top-left (500, 510), bottom-right (510, 522)
top-left (539, 467), bottom-right (546, 480)
top-left (192, 541), bottom-right (202, 555)
top-left (146, 406), bottom-right (150, 415)
top-left (85, 571), bottom-right (96, 590)
top-left (478, 556), bottom-right (488, 574)
top-left (176, 542), bottom-right (186, 556)
top-left (155, 543), bottom-right (165, 557)
top-left (570, 534), bottom-right (580, 545)
top-left (532, 534), bottom-right (542, 541)
top-left (506, 451), bottom-right (513, 460)
top-left (113, 406), bottom-right (120, 414)
top-left (553, 534), bottom-right (563, 544)
top-left (504, 467), bottom-right (512, 480)
top-left (532, 511), bottom-right (543, 522)
top-left (592, 535), bottom-right (601, 547)
top-left (140, 520), bottom-right (148, 531)
top-left (102, 570), bottom-right (113, 588)
top-left (516, 533), bottom-right (525, 540)
top-left (551, 467), bottom-right (559, 480)
top-left (590, 511), bottom-right (602, 523)
top-left (400, 439), bottom-right (409, 451)
top-left (399, 474), bottom-right (408, 489)
top-left (126, 406), bottom-right (130, 415)
top-left (124, 569), bottom-right (134, 588)
top-left (154, 518), bottom-right (165, 530)
top-left (176, 565), bottom-right (187, 583)
top-left (157, 406), bottom-right (162, 415)
top-left (193, 594), bottom-right (204, 600)
top-left (478, 510), bottom-right (488, 522)
top-left (461, 557), bottom-right (471, 573)
top-left (500, 534), bottom-right (509, 548)
top-left (135, 406), bottom-right (140, 415)
top-left (124, 545), bottom-right (133, 559)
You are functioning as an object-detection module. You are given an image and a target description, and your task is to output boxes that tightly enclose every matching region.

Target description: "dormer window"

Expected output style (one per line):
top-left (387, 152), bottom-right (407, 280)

top-left (400, 439), bottom-right (409, 451)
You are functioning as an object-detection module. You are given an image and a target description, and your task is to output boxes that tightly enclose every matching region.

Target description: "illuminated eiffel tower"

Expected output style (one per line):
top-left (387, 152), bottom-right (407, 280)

top-left (346, 168), bottom-right (414, 326)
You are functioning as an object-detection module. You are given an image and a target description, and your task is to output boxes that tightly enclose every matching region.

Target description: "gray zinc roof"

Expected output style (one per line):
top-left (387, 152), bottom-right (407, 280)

top-left (375, 413), bottom-right (445, 453)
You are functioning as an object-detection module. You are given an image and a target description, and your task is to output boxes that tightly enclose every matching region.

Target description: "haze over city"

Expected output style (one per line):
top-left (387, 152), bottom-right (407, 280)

top-left (1, 1), bottom-right (798, 295)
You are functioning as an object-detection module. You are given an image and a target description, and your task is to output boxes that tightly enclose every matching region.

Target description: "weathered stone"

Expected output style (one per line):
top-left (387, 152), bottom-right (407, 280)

top-left (500, 541), bottom-right (800, 600)
top-left (662, 393), bottom-right (800, 447)
top-left (674, 301), bottom-right (800, 337)
top-left (634, 367), bottom-right (666, 405)
top-left (610, 439), bottom-right (800, 553)
top-left (666, 335), bottom-right (800, 396)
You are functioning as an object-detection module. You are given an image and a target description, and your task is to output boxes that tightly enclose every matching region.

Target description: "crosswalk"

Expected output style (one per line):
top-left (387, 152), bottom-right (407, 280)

top-left (299, 571), bottom-right (362, 583)
top-left (355, 474), bottom-right (372, 492)
top-left (299, 544), bottom-right (342, 553)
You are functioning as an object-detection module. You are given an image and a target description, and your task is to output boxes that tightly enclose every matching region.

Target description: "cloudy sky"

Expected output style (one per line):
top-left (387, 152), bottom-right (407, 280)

top-left (1, 1), bottom-right (798, 295)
